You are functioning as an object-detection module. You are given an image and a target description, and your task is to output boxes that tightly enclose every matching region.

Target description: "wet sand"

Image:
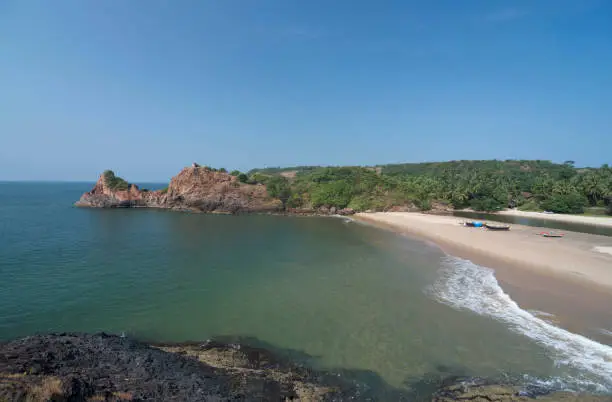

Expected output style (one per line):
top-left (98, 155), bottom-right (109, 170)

top-left (355, 212), bottom-right (612, 345)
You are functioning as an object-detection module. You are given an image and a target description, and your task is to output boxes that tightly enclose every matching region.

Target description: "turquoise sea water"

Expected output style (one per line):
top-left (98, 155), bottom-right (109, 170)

top-left (0, 182), bottom-right (610, 396)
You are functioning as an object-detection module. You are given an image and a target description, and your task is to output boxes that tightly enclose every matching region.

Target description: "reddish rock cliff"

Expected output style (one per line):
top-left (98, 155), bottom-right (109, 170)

top-left (75, 167), bottom-right (282, 213)
top-left (163, 167), bottom-right (281, 212)
top-left (75, 174), bottom-right (148, 208)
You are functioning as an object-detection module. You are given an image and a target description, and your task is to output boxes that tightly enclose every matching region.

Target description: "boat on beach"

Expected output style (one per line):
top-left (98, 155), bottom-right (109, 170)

top-left (462, 221), bottom-right (484, 227)
top-left (539, 231), bottom-right (565, 238)
top-left (484, 223), bottom-right (511, 231)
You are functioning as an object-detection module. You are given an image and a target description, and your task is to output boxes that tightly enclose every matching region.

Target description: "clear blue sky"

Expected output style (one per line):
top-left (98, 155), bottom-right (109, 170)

top-left (1, 0), bottom-right (610, 181)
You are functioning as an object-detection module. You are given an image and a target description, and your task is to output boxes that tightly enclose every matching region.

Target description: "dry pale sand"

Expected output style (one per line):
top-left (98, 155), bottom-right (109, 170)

top-left (355, 212), bottom-right (612, 292)
top-left (497, 209), bottom-right (612, 228)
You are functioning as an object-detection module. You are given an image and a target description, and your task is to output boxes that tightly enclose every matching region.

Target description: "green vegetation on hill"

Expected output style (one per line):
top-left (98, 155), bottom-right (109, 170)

top-left (249, 166), bottom-right (413, 211)
top-left (245, 160), bottom-right (612, 214)
top-left (185, 161), bottom-right (612, 214)
top-left (102, 170), bottom-right (130, 191)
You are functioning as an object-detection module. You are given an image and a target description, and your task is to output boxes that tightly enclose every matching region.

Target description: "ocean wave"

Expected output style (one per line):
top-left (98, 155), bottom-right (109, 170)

top-left (429, 256), bottom-right (612, 393)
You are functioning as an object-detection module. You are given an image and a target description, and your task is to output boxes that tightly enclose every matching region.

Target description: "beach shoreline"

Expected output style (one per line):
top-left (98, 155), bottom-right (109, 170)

top-left (354, 212), bottom-right (612, 345)
top-left (354, 212), bottom-right (612, 290)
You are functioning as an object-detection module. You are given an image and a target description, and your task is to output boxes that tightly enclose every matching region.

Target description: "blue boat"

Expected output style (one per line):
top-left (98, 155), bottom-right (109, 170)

top-left (463, 221), bottom-right (484, 228)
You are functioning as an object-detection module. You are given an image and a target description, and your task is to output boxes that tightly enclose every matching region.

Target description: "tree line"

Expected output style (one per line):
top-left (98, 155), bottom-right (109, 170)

top-left (106, 160), bottom-right (612, 215)
top-left (241, 160), bottom-right (612, 215)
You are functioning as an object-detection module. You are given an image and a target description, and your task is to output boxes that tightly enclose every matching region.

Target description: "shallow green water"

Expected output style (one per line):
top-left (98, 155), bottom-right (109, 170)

top-left (1, 182), bottom-right (610, 395)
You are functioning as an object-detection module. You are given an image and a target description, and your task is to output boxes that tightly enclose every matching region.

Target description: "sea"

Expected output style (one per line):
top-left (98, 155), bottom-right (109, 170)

top-left (0, 182), bottom-right (611, 398)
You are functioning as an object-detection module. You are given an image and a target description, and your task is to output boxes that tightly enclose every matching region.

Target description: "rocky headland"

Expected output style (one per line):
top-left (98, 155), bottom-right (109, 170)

top-left (75, 167), bottom-right (356, 215)
top-left (75, 167), bottom-right (283, 213)
top-left (1, 333), bottom-right (608, 401)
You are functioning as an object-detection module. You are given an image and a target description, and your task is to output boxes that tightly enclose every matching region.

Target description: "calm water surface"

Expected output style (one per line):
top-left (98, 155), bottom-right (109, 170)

top-left (1, 182), bottom-right (610, 396)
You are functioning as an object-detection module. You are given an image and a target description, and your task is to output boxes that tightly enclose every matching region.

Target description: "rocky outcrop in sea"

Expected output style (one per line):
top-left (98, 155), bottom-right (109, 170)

top-left (75, 167), bottom-right (358, 215)
top-left (75, 167), bottom-right (283, 213)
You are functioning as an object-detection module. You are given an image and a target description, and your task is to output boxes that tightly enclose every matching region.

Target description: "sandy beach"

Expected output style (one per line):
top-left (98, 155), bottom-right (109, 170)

top-left (496, 209), bottom-right (612, 228)
top-left (355, 212), bottom-right (612, 344)
top-left (355, 212), bottom-right (612, 291)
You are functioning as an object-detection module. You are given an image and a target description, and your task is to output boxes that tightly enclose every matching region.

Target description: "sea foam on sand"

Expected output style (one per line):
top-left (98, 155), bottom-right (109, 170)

top-left (429, 256), bottom-right (612, 393)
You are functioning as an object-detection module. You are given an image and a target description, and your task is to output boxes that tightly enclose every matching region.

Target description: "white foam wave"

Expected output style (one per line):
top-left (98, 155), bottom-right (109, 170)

top-left (430, 256), bottom-right (612, 392)
top-left (522, 374), bottom-right (610, 395)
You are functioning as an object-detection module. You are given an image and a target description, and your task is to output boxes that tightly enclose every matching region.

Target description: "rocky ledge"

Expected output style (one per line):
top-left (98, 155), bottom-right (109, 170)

top-left (0, 333), bottom-right (349, 401)
top-left (1, 333), bottom-right (608, 401)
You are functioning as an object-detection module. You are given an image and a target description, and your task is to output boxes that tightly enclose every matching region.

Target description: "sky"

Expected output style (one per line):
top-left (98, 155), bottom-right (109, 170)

top-left (1, 0), bottom-right (611, 181)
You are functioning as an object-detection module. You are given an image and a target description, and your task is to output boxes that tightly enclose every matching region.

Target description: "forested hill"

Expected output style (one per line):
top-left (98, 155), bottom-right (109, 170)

top-left (242, 160), bottom-right (612, 215)
top-left (377, 160), bottom-right (577, 178)
top-left (250, 160), bottom-right (577, 178)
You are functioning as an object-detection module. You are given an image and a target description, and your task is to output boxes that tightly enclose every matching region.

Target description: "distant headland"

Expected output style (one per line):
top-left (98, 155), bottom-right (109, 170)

top-left (76, 160), bottom-right (612, 217)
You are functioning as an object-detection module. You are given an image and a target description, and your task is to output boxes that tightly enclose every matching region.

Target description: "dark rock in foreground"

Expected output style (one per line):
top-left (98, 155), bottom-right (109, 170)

top-left (1, 333), bottom-right (609, 401)
top-left (0, 333), bottom-right (357, 401)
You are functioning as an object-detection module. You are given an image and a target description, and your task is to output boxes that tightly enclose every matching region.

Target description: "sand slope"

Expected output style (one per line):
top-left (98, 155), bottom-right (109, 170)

top-left (355, 212), bottom-right (612, 291)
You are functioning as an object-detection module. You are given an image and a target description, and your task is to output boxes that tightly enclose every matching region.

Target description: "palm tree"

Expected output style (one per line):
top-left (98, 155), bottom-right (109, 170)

top-left (552, 180), bottom-right (577, 196)
top-left (578, 171), bottom-right (608, 205)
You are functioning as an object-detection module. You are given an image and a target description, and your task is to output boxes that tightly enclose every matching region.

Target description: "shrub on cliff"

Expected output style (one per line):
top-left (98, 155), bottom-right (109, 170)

top-left (286, 193), bottom-right (306, 208)
top-left (347, 195), bottom-right (371, 211)
top-left (265, 176), bottom-right (292, 205)
top-left (230, 170), bottom-right (241, 176)
top-left (347, 194), bottom-right (394, 211)
top-left (247, 172), bottom-right (269, 184)
top-left (310, 181), bottom-right (353, 208)
top-left (237, 173), bottom-right (248, 183)
top-left (416, 198), bottom-right (432, 211)
top-left (102, 170), bottom-right (129, 191)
